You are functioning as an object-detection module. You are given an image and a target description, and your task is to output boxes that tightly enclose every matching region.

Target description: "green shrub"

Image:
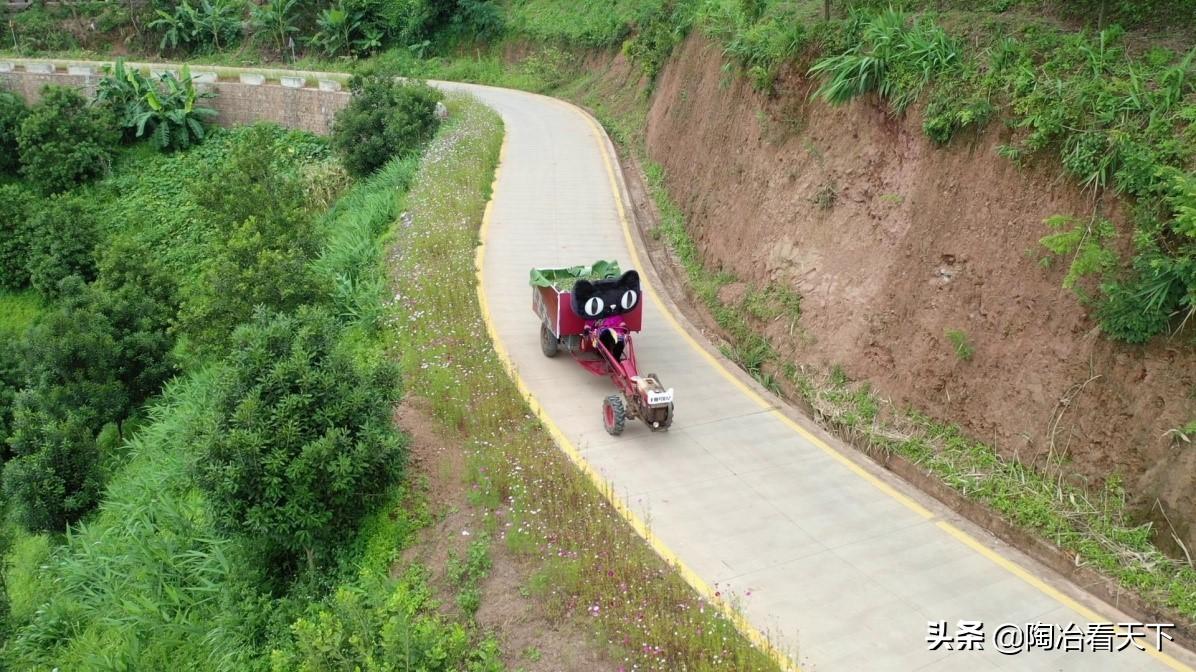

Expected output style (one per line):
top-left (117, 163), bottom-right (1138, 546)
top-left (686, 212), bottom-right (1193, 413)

top-left (250, 0), bottom-right (300, 54)
top-left (93, 239), bottom-right (180, 407)
top-left (0, 90), bottom-right (28, 174)
top-left (16, 278), bottom-right (130, 430)
top-left (180, 125), bottom-right (325, 353)
top-left (25, 196), bottom-right (100, 300)
top-left (17, 86), bottom-right (119, 194)
top-left (332, 72), bottom-right (442, 177)
top-left (0, 185), bottom-right (35, 291)
top-left (195, 309), bottom-right (405, 573)
top-left (269, 569), bottom-right (503, 672)
top-left (0, 339), bottom-right (22, 450)
top-left (9, 6), bottom-right (78, 53)
top-left (2, 408), bottom-right (103, 532)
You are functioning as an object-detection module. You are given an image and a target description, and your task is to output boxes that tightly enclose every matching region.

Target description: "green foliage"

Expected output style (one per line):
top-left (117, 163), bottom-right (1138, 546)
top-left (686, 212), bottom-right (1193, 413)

top-left (97, 59), bottom-right (218, 151)
top-left (332, 73), bottom-right (442, 177)
top-left (251, 0), bottom-right (300, 55)
top-left (25, 196), bottom-right (100, 300)
top-left (699, 0), bottom-right (806, 92)
top-left (0, 90), bottom-right (28, 175)
top-left (3, 408), bottom-right (103, 532)
top-left (944, 329), bottom-right (974, 361)
top-left (150, 0), bottom-right (244, 54)
top-left (809, 8), bottom-right (960, 112)
top-left (446, 538), bottom-right (491, 617)
top-left (8, 6), bottom-right (78, 53)
top-left (314, 155), bottom-right (419, 328)
top-left (16, 86), bottom-right (119, 195)
top-left (269, 569), bottom-right (503, 672)
top-left (6, 370), bottom-right (267, 671)
top-left (195, 309), bottom-right (405, 573)
top-left (0, 185), bottom-right (35, 291)
top-left (180, 125), bottom-right (326, 353)
top-left (1039, 215), bottom-right (1118, 297)
top-left (624, 0), bottom-right (698, 81)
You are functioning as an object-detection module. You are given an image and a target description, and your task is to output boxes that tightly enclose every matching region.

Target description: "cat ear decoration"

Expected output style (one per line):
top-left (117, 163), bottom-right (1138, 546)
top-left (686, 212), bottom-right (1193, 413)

top-left (572, 271), bottom-right (641, 319)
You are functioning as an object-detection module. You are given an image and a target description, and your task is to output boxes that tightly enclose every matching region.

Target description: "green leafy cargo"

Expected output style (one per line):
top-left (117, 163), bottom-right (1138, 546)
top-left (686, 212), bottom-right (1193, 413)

top-left (528, 260), bottom-right (621, 289)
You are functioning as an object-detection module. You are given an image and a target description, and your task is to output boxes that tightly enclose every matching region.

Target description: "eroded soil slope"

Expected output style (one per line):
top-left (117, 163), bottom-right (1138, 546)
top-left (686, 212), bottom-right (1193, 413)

top-left (639, 35), bottom-right (1196, 551)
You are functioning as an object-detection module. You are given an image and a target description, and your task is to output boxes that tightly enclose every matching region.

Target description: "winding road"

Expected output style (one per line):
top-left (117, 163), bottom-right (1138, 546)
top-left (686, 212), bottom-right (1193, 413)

top-left (448, 80), bottom-right (1196, 672)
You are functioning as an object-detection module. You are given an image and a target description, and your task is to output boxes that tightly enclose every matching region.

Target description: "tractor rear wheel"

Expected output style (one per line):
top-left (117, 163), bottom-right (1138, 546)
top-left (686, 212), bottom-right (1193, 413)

top-left (602, 395), bottom-right (626, 435)
top-left (540, 323), bottom-right (559, 358)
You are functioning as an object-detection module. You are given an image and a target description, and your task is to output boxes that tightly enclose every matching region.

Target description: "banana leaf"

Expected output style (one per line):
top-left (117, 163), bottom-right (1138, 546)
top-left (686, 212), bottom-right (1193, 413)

top-left (529, 260), bottom-right (621, 289)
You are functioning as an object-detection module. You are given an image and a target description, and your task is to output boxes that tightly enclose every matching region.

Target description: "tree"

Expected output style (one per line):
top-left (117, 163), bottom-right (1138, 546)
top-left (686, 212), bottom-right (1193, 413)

top-left (331, 72), bottom-right (442, 177)
top-left (16, 86), bottom-right (119, 194)
top-left (18, 278), bottom-right (129, 430)
top-left (250, 0), bottom-right (300, 56)
top-left (0, 89), bottom-right (28, 175)
top-left (3, 402), bottom-right (103, 532)
top-left (95, 236), bottom-right (180, 406)
top-left (0, 185), bottom-right (35, 292)
top-left (180, 125), bottom-right (325, 353)
top-left (195, 309), bottom-right (405, 573)
top-left (25, 196), bottom-right (100, 300)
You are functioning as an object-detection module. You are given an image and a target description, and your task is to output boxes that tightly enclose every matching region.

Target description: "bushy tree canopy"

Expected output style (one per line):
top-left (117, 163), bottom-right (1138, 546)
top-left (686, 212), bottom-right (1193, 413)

top-left (26, 196), bottom-right (100, 300)
top-left (332, 73), bottom-right (442, 177)
top-left (16, 86), bottom-right (119, 194)
top-left (0, 90), bottom-right (28, 175)
top-left (196, 308), bottom-right (404, 572)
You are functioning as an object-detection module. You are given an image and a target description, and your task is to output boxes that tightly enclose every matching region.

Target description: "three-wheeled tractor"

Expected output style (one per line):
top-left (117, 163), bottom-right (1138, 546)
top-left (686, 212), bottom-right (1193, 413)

top-left (531, 264), bottom-right (674, 435)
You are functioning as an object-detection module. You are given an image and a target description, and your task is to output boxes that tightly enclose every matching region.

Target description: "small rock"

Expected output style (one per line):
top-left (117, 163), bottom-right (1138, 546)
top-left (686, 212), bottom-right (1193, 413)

top-left (434, 101), bottom-right (449, 120)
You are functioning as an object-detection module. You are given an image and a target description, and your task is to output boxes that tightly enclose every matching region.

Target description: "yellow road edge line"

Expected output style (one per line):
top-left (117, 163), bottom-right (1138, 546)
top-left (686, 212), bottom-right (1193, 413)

top-left (935, 522), bottom-right (1192, 671)
top-left (559, 99), bottom-right (1195, 672)
top-left (473, 122), bottom-right (800, 671)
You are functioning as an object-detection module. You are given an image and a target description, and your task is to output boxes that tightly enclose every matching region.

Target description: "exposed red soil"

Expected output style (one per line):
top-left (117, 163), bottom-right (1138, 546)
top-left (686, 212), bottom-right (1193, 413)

top-left (624, 34), bottom-right (1196, 553)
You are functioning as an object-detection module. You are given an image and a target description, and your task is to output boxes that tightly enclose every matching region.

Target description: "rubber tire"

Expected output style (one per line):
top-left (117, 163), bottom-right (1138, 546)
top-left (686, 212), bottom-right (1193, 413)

top-left (540, 322), bottom-right (559, 358)
top-left (602, 395), bottom-right (626, 436)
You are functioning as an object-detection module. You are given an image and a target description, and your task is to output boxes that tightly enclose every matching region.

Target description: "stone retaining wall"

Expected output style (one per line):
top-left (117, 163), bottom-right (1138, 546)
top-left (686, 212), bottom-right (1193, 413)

top-left (0, 61), bottom-right (350, 135)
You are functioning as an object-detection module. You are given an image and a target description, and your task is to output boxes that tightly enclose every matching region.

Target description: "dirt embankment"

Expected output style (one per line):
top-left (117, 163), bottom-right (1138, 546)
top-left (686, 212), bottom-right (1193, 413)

top-left (622, 35), bottom-right (1196, 552)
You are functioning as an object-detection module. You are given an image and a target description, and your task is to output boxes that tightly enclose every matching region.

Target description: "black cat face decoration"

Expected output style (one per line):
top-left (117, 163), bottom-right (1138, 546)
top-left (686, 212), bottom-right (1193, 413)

top-left (572, 270), bottom-right (641, 320)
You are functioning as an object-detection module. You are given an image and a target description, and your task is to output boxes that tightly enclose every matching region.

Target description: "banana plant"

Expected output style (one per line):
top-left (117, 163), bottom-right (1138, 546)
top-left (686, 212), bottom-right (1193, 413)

top-left (313, 2), bottom-right (362, 58)
top-left (251, 0), bottom-right (299, 56)
top-left (136, 65), bottom-right (217, 152)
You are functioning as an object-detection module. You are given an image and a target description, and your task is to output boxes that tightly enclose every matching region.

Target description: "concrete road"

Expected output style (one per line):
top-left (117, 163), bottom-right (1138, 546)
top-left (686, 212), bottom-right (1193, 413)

top-left (444, 80), bottom-right (1196, 672)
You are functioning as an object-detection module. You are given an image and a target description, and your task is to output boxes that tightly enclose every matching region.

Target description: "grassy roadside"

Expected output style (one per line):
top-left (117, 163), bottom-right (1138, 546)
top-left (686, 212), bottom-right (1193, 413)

top-left (384, 94), bottom-right (785, 670)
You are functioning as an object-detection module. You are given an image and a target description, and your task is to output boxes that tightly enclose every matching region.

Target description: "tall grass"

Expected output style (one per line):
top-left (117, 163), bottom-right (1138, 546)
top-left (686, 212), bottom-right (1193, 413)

top-left (809, 8), bottom-right (959, 111)
top-left (385, 94), bottom-right (784, 670)
top-left (5, 370), bottom-right (264, 671)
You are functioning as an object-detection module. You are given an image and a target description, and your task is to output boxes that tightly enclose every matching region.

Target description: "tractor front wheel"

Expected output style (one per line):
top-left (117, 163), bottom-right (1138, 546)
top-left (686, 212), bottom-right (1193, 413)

top-left (540, 323), bottom-right (559, 358)
top-left (602, 395), bottom-right (626, 436)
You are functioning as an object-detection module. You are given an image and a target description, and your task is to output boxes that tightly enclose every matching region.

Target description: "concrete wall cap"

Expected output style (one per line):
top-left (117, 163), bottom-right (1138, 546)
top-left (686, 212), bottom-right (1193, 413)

top-left (25, 62), bottom-right (54, 74)
top-left (280, 75), bottom-right (305, 88)
top-left (317, 79), bottom-right (341, 92)
top-left (238, 72), bottom-right (266, 85)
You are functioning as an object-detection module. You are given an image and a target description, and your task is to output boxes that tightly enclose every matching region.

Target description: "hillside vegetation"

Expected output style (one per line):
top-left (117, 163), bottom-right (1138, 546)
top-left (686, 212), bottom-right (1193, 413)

top-left (0, 49), bottom-right (526, 665)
